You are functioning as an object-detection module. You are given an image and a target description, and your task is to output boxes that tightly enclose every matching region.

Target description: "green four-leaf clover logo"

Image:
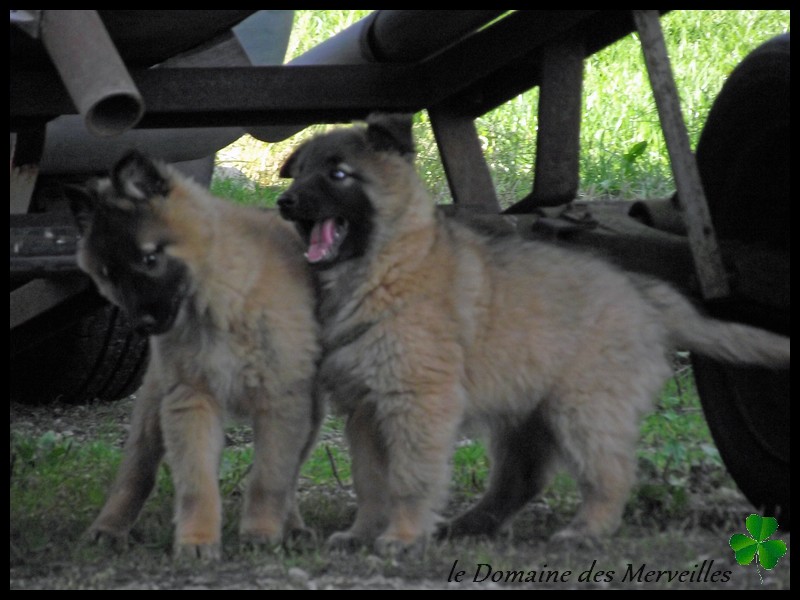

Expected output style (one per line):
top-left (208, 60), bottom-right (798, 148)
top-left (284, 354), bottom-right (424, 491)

top-left (729, 514), bottom-right (786, 582)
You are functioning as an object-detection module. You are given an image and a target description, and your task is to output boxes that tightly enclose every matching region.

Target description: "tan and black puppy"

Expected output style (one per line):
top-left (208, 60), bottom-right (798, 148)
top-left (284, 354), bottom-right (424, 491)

top-left (277, 113), bottom-right (790, 554)
top-left (69, 151), bottom-right (321, 559)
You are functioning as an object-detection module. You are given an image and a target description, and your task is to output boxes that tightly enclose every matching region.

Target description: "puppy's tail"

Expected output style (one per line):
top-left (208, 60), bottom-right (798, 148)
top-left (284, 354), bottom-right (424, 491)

top-left (636, 277), bottom-right (790, 368)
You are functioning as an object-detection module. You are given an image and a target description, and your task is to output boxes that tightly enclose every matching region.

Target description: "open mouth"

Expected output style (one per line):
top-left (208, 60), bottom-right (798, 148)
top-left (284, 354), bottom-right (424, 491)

top-left (305, 217), bottom-right (349, 264)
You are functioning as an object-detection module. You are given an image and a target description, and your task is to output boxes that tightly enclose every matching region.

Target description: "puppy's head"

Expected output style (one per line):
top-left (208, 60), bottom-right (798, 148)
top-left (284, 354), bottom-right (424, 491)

top-left (277, 113), bottom-right (417, 268)
top-left (68, 151), bottom-right (190, 335)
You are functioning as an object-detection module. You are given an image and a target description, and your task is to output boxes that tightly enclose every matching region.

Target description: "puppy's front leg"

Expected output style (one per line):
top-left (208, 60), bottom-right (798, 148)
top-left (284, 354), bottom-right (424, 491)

top-left (161, 385), bottom-right (224, 560)
top-left (241, 382), bottom-right (320, 548)
top-left (327, 402), bottom-right (390, 551)
top-left (374, 388), bottom-right (465, 555)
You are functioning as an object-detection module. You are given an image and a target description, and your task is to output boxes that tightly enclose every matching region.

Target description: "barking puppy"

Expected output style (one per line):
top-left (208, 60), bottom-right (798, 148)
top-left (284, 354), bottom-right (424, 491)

top-left (278, 113), bottom-right (790, 553)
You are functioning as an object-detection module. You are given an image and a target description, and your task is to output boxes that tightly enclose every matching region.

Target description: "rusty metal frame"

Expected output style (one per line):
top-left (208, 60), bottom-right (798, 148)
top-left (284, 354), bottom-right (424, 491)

top-left (10, 10), bottom-right (732, 305)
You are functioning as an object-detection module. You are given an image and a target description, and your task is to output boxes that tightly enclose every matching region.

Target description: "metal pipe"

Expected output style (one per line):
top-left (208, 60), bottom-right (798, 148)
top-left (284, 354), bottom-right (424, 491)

top-left (39, 117), bottom-right (242, 175)
top-left (248, 10), bottom-right (507, 142)
top-left (364, 10), bottom-right (506, 62)
top-left (40, 10), bottom-right (144, 137)
top-left (37, 11), bottom-right (299, 175)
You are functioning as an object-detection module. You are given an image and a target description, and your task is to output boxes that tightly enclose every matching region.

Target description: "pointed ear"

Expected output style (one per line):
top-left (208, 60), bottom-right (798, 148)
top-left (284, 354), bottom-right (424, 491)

top-left (111, 150), bottom-right (170, 200)
top-left (279, 141), bottom-right (307, 178)
top-left (64, 183), bottom-right (98, 234)
top-left (365, 113), bottom-right (415, 157)
top-left (279, 150), bottom-right (298, 179)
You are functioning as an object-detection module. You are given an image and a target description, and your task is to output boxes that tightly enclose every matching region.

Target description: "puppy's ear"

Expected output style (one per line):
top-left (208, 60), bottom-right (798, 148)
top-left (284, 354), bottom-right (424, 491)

top-left (366, 113), bottom-right (415, 157)
top-left (64, 183), bottom-right (98, 235)
top-left (279, 143), bottom-right (305, 179)
top-left (111, 150), bottom-right (170, 201)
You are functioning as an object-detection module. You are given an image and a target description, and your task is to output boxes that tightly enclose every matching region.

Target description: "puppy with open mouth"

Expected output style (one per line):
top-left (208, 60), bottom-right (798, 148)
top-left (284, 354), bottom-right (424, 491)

top-left (278, 113), bottom-right (790, 554)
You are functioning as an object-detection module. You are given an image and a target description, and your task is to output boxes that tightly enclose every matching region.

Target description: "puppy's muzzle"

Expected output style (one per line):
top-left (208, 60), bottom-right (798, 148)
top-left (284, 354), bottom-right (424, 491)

top-left (277, 192), bottom-right (298, 215)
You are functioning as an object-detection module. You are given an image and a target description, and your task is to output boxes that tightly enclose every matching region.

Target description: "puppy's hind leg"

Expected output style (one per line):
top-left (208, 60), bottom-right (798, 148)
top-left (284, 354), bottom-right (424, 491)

top-left (443, 407), bottom-right (558, 539)
top-left (88, 376), bottom-right (165, 549)
top-left (550, 389), bottom-right (645, 543)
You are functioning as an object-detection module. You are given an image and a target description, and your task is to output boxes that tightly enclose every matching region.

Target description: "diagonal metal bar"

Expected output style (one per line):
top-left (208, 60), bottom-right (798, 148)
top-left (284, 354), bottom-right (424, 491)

top-left (633, 10), bottom-right (729, 300)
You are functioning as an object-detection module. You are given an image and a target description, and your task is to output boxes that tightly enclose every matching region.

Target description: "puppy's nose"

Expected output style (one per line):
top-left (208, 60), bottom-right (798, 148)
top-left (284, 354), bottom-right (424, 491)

top-left (134, 313), bottom-right (158, 335)
top-left (276, 193), bottom-right (296, 210)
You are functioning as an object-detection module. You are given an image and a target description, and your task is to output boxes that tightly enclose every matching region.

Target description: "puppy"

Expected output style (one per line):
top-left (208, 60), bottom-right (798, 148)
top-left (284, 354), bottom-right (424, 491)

top-left (70, 151), bottom-right (321, 559)
top-left (277, 113), bottom-right (790, 553)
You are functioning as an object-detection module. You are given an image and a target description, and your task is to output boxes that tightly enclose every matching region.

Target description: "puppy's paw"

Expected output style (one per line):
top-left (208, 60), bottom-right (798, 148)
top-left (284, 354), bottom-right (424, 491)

top-left (283, 525), bottom-right (318, 553)
top-left (85, 525), bottom-right (130, 553)
top-left (240, 519), bottom-right (285, 546)
top-left (173, 541), bottom-right (222, 562)
top-left (549, 526), bottom-right (600, 549)
top-left (374, 533), bottom-right (426, 558)
top-left (326, 531), bottom-right (367, 554)
top-left (437, 512), bottom-right (501, 540)
top-left (434, 521), bottom-right (451, 541)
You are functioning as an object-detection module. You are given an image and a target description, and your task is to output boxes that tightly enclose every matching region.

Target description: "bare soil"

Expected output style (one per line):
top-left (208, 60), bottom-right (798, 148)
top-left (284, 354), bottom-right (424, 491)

top-left (10, 397), bottom-right (790, 590)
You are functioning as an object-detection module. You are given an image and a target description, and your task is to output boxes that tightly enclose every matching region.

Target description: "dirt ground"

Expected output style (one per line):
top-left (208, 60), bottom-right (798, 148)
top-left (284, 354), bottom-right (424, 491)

top-left (10, 397), bottom-right (790, 590)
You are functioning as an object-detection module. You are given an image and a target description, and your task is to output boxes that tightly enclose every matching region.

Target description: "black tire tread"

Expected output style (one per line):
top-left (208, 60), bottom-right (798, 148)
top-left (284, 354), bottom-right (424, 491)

top-left (691, 33), bottom-right (790, 529)
top-left (12, 303), bottom-right (149, 405)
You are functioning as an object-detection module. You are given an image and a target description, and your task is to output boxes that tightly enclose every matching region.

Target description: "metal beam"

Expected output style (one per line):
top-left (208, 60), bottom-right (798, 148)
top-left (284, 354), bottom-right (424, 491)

top-left (11, 11), bottom-right (647, 132)
top-left (10, 64), bottom-right (427, 130)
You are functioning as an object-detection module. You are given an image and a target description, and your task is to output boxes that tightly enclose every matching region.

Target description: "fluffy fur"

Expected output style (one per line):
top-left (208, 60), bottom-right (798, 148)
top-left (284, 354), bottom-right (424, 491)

top-left (70, 151), bottom-right (321, 559)
top-left (277, 114), bottom-right (790, 554)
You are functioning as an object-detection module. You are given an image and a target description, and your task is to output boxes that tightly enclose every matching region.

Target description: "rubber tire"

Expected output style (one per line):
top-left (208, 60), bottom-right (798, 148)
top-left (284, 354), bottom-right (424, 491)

top-left (689, 34), bottom-right (790, 529)
top-left (11, 302), bottom-right (149, 405)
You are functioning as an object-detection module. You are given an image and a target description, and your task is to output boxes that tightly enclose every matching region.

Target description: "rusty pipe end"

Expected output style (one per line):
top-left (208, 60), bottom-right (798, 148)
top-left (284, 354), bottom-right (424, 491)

top-left (85, 91), bottom-right (144, 137)
top-left (40, 10), bottom-right (145, 137)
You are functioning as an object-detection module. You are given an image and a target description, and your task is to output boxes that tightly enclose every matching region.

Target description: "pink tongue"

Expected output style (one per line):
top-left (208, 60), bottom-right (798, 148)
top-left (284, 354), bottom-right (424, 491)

top-left (307, 218), bottom-right (338, 263)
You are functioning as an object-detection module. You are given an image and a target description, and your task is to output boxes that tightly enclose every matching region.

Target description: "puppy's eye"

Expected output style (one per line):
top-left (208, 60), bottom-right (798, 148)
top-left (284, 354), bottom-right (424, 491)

top-left (142, 253), bottom-right (158, 268)
top-left (141, 245), bottom-right (163, 269)
top-left (329, 168), bottom-right (349, 181)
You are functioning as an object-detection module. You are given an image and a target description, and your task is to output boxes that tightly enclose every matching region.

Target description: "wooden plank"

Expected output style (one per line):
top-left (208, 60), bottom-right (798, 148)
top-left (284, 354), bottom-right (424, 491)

top-left (429, 107), bottom-right (500, 212)
top-left (634, 10), bottom-right (729, 300)
top-left (505, 36), bottom-right (584, 214)
top-left (530, 37), bottom-right (584, 206)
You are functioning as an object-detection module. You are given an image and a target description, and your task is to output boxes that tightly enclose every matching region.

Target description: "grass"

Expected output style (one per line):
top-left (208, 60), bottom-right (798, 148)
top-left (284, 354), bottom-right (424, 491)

top-left (209, 177), bottom-right (283, 208)
top-left (10, 369), bottom-right (781, 589)
top-left (9, 365), bottom-right (732, 560)
top-left (214, 9), bottom-right (790, 206)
